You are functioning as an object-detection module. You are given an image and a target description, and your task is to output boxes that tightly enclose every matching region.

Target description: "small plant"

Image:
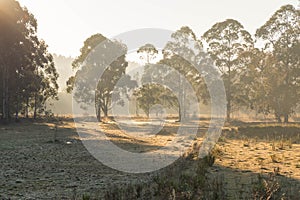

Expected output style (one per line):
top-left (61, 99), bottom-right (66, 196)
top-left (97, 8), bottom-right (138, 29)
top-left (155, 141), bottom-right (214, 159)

top-left (82, 194), bottom-right (91, 200)
top-left (283, 138), bottom-right (293, 149)
top-left (270, 154), bottom-right (281, 163)
top-left (278, 140), bottom-right (285, 150)
top-left (273, 167), bottom-right (280, 176)
top-left (256, 157), bottom-right (264, 167)
top-left (276, 135), bottom-right (293, 150)
top-left (271, 142), bottom-right (276, 151)
top-left (206, 174), bottom-right (226, 200)
top-left (252, 173), bottom-right (281, 200)
top-left (218, 135), bottom-right (227, 143)
top-left (242, 136), bottom-right (251, 147)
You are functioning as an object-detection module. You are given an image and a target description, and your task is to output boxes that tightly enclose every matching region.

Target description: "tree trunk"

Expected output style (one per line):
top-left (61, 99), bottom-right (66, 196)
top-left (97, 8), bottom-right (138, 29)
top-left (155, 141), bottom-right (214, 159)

top-left (96, 105), bottom-right (101, 122)
top-left (227, 101), bottom-right (231, 121)
top-left (183, 83), bottom-right (187, 120)
top-left (2, 67), bottom-right (7, 120)
top-left (25, 97), bottom-right (29, 118)
top-left (284, 114), bottom-right (289, 123)
top-left (103, 108), bottom-right (108, 117)
top-left (95, 91), bottom-right (101, 122)
top-left (6, 83), bottom-right (10, 120)
top-left (34, 93), bottom-right (37, 119)
top-left (178, 73), bottom-right (182, 122)
top-left (2, 71), bottom-right (6, 119)
top-left (135, 97), bottom-right (139, 117)
top-left (275, 113), bottom-right (282, 123)
top-left (15, 92), bottom-right (19, 122)
top-left (227, 73), bottom-right (232, 121)
top-left (178, 105), bottom-right (181, 122)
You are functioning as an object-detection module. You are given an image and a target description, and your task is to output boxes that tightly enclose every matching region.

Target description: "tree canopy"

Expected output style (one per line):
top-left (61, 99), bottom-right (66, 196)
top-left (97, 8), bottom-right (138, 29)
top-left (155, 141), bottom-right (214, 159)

top-left (202, 19), bottom-right (254, 120)
top-left (0, 0), bottom-right (59, 122)
top-left (67, 34), bottom-right (136, 121)
top-left (253, 5), bottom-right (300, 122)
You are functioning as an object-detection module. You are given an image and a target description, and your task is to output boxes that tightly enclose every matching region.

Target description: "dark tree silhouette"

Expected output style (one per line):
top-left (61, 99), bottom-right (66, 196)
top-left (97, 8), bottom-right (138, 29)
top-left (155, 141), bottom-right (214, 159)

top-left (0, 0), bottom-right (58, 122)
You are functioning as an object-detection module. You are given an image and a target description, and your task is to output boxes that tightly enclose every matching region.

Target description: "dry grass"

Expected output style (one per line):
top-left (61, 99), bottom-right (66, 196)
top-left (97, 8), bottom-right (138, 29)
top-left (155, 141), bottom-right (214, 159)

top-left (1, 116), bottom-right (300, 199)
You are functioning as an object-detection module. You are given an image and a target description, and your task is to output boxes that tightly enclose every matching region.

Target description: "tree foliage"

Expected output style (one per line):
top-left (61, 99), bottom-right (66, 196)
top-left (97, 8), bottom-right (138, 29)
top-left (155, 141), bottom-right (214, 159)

top-left (67, 34), bottom-right (136, 121)
top-left (251, 4), bottom-right (300, 122)
top-left (134, 44), bottom-right (179, 118)
top-left (203, 19), bottom-right (254, 120)
top-left (0, 0), bottom-right (59, 121)
top-left (134, 83), bottom-right (178, 117)
top-left (162, 26), bottom-right (211, 120)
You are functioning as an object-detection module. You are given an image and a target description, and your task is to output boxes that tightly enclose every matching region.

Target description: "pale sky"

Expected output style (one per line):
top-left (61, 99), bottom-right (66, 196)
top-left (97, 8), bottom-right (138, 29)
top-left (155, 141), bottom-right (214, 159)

top-left (18, 0), bottom-right (299, 58)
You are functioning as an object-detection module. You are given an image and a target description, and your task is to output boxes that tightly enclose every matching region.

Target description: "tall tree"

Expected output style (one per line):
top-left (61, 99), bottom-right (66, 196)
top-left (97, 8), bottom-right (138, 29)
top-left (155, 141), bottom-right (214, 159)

top-left (0, 0), bottom-right (58, 121)
top-left (202, 19), bottom-right (253, 120)
top-left (67, 34), bottom-right (136, 121)
top-left (32, 41), bottom-right (59, 119)
top-left (255, 4), bottom-right (300, 122)
top-left (237, 49), bottom-right (277, 117)
top-left (134, 44), bottom-right (165, 118)
top-left (162, 26), bottom-right (208, 121)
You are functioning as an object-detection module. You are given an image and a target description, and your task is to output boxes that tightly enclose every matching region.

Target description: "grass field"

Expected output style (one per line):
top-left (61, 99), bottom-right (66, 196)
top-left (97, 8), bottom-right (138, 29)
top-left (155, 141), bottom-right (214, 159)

top-left (1, 117), bottom-right (300, 199)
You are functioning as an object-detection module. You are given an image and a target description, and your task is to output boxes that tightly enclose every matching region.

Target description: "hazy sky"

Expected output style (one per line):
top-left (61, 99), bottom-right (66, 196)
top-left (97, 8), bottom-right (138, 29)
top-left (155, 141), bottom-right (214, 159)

top-left (18, 0), bottom-right (299, 57)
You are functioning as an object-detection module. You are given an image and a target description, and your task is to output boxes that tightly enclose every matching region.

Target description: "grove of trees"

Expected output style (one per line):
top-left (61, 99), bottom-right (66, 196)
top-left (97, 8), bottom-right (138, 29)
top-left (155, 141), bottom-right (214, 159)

top-left (1, 0), bottom-right (298, 123)
top-left (132, 5), bottom-right (300, 122)
top-left (0, 0), bottom-right (59, 122)
top-left (235, 5), bottom-right (300, 122)
top-left (68, 4), bottom-right (299, 123)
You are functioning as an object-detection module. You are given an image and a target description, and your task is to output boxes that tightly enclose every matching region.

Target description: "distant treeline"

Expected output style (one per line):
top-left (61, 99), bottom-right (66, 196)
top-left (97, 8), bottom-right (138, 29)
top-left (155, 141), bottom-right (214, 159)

top-left (67, 5), bottom-right (299, 123)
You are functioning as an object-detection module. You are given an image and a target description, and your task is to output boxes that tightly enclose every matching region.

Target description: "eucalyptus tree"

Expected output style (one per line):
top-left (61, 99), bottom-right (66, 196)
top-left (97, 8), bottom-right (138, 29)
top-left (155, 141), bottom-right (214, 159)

top-left (256, 4), bottom-right (300, 122)
top-left (32, 41), bottom-right (59, 119)
top-left (162, 26), bottom-right (208, 121)
top-left (0, 0), bottom-right (58, 121)
top-left (0, 0), bottom-right (33, 120)
top-left (237, 48), bottom-right (277, 116)
top-left (135, 44), bottom-right (171, 118)
top-left (67, 34), bottom-right (136, 121)
top-left (203, 19), bottom-right (254, 120)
